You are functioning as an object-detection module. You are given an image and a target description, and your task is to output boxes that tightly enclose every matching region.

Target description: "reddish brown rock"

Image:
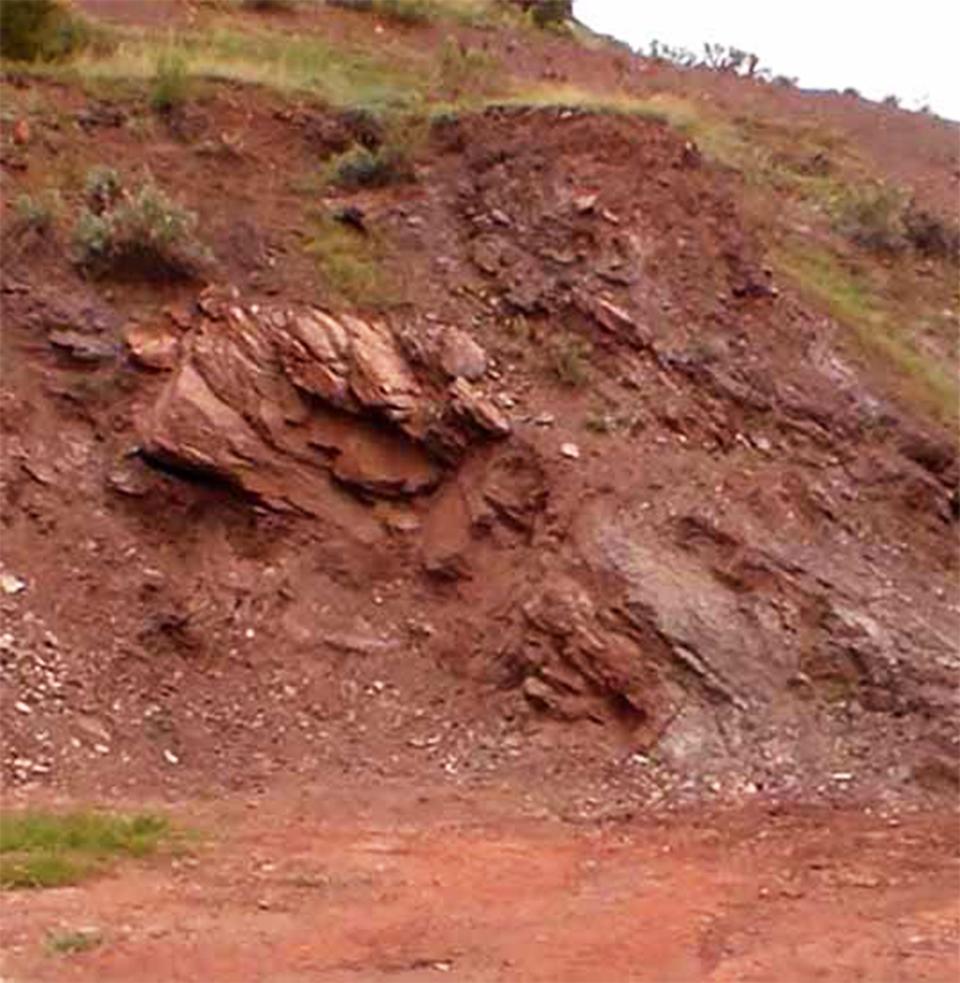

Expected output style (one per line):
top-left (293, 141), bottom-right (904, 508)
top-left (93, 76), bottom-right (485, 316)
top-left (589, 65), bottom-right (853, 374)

top-left (124, 323), bottom-right (180, 371)
top-left (439, 327), bottom-right (488, 381)
top-left (138, 294), bottom-right (510, 514)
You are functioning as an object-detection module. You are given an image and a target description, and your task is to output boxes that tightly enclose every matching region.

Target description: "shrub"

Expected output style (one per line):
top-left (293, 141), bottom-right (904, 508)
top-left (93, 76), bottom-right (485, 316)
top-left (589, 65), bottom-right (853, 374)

top-left (529, 0), bottom-right (571, 28)
top-left (547, 333), bottom-right (591, 386)
top-left (375, 0), bottom-right (433, 23)
top-left (73, 176), bottom-right (211, 280)
top-left (241, 0), bottom-right (297, 8)
top-left (833, 184), bottom-right (907, 253)
top-left (83, 165), bottom-right (123, 213)
top-left (903, 204), bottom-right (960, 261)
top-left (437, 36), bottom-right (498, 99)
top-left (0, 0), bottom-right (94, 62)
top-left (329, 0), bottom-right (431, 23)
top-left (150, 48), bottom-right (191, 113)
top-left (326, 118), bottom-right (421, 188)
top-left (11, 191), bottom-right (61, 234)
top-left (327, 145), bottom-right (397, 188)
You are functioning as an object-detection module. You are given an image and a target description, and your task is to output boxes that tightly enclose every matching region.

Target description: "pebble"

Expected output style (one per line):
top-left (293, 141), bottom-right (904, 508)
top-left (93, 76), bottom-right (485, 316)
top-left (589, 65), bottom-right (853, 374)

top-left (14, 701), bottom-right (32, 715)
top-left (561, 443), bottom-right (581, 459)
top-left (163, 749), bottom-right (180, 765)
top-left (533, 412), bottom-right (555, 427)
top-left (0, 573), bottom-right (26, 595)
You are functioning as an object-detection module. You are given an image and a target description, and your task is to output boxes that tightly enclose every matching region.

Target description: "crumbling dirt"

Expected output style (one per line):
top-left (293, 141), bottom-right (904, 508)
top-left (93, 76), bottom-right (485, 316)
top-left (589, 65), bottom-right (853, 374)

top-left (1, 2), bottom-right (958, 980)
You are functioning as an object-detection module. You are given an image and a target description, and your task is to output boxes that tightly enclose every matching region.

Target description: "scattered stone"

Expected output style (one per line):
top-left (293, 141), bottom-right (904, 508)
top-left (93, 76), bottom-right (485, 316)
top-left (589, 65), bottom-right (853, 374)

top-left (124, 323), bottom-right (180, 371)
top-left (753, 435), bottom-right (773, 453)
top-left (0, 573), bottom-right (26, 595)
top-left (439, 327), bottom-right (488, 381)
top-left (12, 118), bottom-right (30, 145)
top-left (14, 701), bottom-right (32, 715)
top-left (447, 378), bottom-right (512, 438)
top-left (163, 749), bottom-right (180, 765)
top-left (574, 193), bottom-right (598, 214)
top-left (107, 456), bottom-right (155, 497)
top-left (533, 412), bottom-right (555, 427)
top-left (48, 330), bottom-right (117, 363)
top-left (560, 442), bottom-right (580, 459)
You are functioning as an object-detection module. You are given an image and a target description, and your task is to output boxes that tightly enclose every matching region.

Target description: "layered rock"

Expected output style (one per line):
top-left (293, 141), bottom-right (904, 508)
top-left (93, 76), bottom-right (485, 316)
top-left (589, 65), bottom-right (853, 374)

top-left (138, 289), bottom-right (509, 511)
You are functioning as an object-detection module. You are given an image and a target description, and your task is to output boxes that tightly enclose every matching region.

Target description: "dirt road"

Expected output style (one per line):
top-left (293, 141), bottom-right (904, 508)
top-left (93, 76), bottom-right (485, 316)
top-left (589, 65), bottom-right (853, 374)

top-left (2, 783), bottom-right (957, 982)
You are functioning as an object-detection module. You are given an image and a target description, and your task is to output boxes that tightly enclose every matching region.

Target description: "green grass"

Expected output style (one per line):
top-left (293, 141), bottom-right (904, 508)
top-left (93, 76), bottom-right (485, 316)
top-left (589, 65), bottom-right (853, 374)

top-left (305, 212), bottom-right (400, 306)
top-left (47, 928), bottom-right (103, 955)
top-left (774, 244), bottom-right (958, 425)
top-left (0, 811), bottom-right (172, 889)
top-left (329, 0), bottom-right (516, 28)
top-left (29, 24), bottom-right (431, 112)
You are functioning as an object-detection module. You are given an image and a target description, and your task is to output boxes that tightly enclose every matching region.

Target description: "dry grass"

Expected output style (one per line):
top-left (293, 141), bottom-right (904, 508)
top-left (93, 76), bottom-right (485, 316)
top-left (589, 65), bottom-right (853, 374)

top-left (24, 23), bottom-right (431, 112)
top-left (490, 85), bottom-right (672, 122)
top-left (305, 212), bottom-right (401, 307)
top-left (774, 243), bottom-right (958, 426)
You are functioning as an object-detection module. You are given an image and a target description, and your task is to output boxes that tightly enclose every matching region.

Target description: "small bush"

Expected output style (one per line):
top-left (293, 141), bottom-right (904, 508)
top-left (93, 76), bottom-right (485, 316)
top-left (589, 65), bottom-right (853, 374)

top-left (375, 0), bottom-right (433, 23)
top-left (11, 191), bottom-right (61, 234)
top-left (833, 184), bottom-right (907, 253)
top-left (547, 332), bottom-right (592, 386)
top-left (437, 36), bottom-right (498, 99)
top-left (329, 0), bottom-right (431, 22)
top-left (73, 176), bottom-right (211, 280)
top-left (0, 0), bottom-right (94, 62)
top-left (150, 48), bottom-right (191, 113)
top-left (529, 0), bottom-right (571, 28)
top-left (242, 0), bottom-right (297, 8)
top-left (83, 165), bottom-right (123, 213)
top-left (903, 205), bottom-right (960, 261)
top-left (326, 118), bottom-right (421, 188)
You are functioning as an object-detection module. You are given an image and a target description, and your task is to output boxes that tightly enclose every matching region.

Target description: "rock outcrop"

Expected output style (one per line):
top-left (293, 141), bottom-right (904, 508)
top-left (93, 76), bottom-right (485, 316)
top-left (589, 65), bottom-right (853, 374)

top-left (138, 289), bottom-right (510, 511)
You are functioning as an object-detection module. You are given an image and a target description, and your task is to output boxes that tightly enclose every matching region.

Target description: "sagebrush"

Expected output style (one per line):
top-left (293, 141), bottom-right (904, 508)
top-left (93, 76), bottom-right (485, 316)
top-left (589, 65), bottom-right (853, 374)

top-left (73, 175), bottom-right (211, 279)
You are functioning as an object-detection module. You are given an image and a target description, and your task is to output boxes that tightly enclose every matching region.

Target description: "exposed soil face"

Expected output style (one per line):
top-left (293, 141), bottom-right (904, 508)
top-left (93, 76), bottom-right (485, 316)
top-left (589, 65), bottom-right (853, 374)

top-left (1, 2), bottom-right (958, 980)
top-left (2, 91), bottom-right (955, 807)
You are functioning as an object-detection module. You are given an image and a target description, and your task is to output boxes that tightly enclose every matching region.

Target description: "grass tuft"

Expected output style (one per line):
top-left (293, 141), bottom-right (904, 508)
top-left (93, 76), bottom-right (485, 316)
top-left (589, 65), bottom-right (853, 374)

top-left (150, 47), bottom-right (191, 112)
top-left (305, 212), bottom-right (400, 306)
top-left (47, 928), bottom-right (103, 955)
top-left (0, 811), bottom-right (172, 889)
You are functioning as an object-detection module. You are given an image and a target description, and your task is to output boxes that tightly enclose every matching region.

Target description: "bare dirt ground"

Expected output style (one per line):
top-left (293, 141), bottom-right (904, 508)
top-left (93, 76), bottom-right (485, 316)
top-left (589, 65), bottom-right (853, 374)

top-left (2, 782), bottom-right (958, 983)
top-left (1, 3), bottom-right (958, 982)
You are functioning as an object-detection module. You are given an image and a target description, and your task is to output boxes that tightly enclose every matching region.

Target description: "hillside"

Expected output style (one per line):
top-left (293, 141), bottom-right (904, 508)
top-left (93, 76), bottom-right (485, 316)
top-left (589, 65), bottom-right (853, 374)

top-left (1, 2), bottom-right (958, 980)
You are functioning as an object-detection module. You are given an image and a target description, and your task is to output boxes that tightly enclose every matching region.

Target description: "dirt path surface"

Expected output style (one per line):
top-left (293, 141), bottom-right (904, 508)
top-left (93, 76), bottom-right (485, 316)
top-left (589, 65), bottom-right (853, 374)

top-left (2, 785), bottom-right (957, 983)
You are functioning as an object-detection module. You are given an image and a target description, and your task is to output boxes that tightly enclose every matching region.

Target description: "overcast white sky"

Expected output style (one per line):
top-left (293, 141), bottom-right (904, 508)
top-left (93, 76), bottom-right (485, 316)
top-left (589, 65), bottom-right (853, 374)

top-left (573, 0), bottom-right (960, 121)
